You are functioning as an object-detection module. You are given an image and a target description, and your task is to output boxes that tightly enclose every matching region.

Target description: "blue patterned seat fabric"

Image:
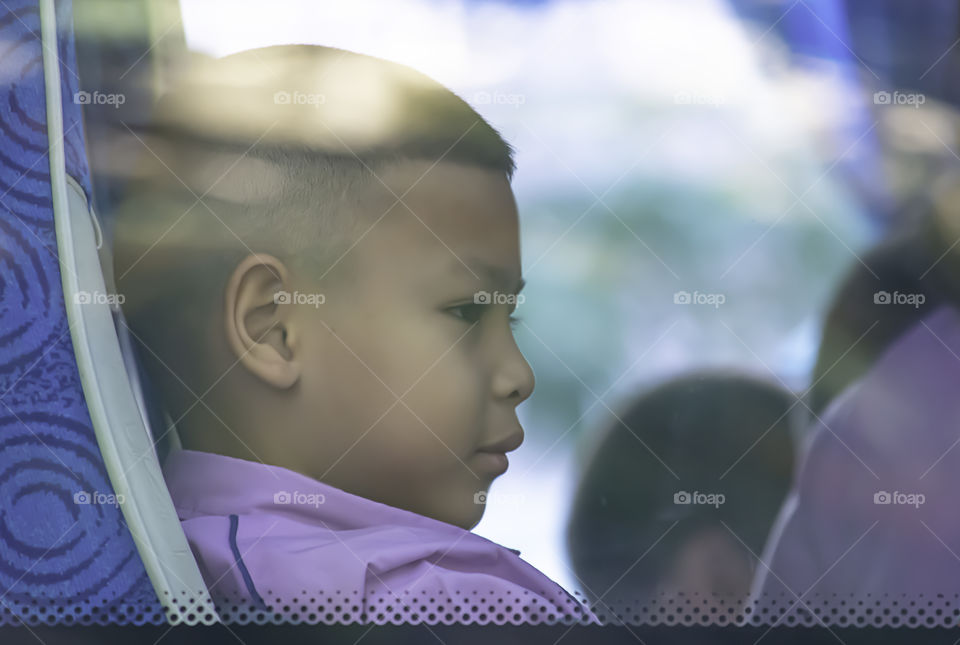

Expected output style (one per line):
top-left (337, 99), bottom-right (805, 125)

top-left (0, 0), bottom-right (161, 625)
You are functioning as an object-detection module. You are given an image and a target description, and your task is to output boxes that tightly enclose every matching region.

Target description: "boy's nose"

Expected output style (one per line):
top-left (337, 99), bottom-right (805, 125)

top-left (493, 345), bottom-right (535, 405)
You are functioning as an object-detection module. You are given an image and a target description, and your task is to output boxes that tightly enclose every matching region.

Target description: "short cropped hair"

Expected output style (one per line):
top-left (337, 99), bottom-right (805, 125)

top-left (112, 45), bottom-right (514, 392)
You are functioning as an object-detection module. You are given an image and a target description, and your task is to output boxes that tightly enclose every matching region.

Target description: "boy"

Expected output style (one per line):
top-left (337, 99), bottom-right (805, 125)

top-left (114, 45), bottom-right (585, 622)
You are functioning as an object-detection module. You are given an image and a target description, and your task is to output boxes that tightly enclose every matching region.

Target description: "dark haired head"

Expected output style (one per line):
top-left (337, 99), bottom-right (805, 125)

top-left (566, 371), bottom-right (796, 605)
top-left (811, 204), bottom-right (960, 414)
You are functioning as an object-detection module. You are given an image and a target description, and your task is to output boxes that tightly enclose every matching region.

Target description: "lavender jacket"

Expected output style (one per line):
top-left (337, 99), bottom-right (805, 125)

top-left (163, 449), bottom-right (590, 622)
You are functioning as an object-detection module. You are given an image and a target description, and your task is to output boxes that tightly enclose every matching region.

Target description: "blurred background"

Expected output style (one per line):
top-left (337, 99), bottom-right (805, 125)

top-left (75, 0), bottom-right (960, 600)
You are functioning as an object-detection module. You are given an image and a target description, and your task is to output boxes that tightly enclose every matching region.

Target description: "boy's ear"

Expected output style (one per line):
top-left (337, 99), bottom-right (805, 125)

top-left (224, 253), bottom-right (300, 389)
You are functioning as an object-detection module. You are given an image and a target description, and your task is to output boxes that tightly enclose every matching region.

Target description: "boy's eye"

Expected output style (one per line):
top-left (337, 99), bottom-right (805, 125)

top-left (447, 303), bottom-right (523, 330)
top-left (447, 303), bottom-right (487, 324)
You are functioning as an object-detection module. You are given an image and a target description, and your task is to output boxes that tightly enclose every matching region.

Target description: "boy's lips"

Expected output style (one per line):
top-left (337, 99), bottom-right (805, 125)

top-left (474, 451), bottom-right (509, 475)
top-left (477, 430), bottom-right (524, 454)
top-left (473, 430), bottom-right (523, 476)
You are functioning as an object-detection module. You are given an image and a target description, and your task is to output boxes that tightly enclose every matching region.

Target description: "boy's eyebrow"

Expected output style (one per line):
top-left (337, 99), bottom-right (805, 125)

top-left (453, 257), bottom-right (525, 294)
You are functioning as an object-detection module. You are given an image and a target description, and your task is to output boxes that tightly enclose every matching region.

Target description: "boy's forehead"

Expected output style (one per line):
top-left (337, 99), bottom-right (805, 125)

top-left (376, 162), bottom-right (519, 238)
top-left (442, 255), bottom-right (525, 293)
top-left (358, 160), bottom-right (522, 276)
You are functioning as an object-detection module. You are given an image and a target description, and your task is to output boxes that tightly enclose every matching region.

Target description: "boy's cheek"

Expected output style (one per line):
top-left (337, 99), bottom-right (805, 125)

top-left (419, 473), bottom-right (489, 529)
top-left (350, 409), bottom-right (452, 468)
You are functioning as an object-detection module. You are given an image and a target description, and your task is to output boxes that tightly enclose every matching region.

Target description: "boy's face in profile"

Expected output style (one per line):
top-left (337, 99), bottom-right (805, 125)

top-left (243, 160), bottom-right (534, 529)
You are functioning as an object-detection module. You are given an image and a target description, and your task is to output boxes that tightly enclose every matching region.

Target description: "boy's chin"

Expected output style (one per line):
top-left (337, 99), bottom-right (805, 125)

top-left (430, 500), bottom-right (485, 531)
top-left (461, 508), bottom-right (484, 531)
